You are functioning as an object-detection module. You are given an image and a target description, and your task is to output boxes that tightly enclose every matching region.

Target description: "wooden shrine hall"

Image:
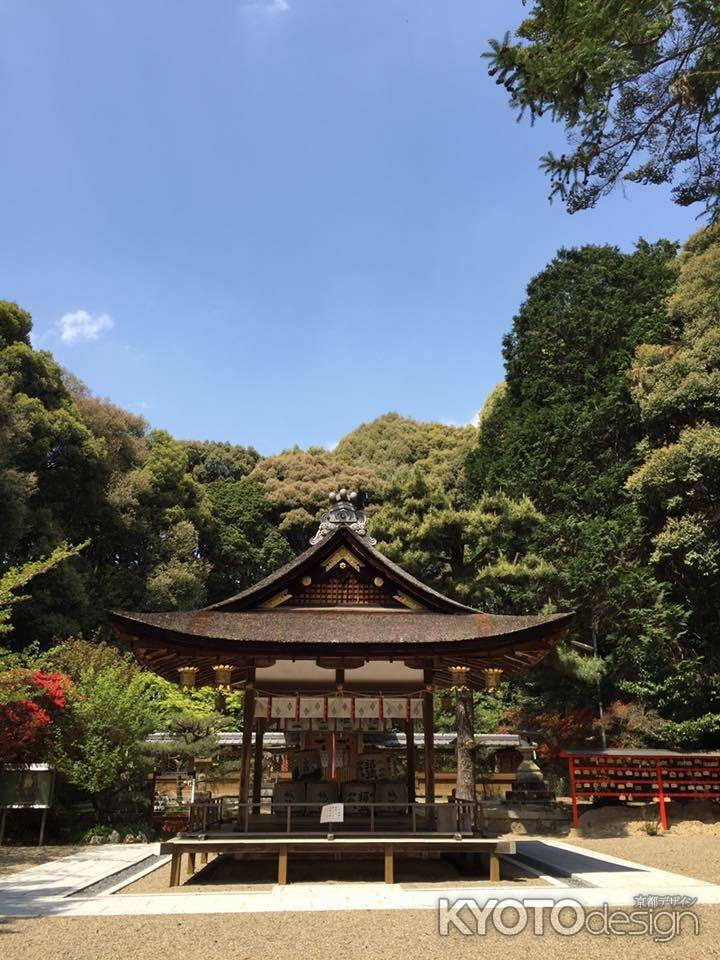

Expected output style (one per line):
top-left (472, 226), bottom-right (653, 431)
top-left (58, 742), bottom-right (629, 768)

top-left (110, 490), bottom-right (572, 883)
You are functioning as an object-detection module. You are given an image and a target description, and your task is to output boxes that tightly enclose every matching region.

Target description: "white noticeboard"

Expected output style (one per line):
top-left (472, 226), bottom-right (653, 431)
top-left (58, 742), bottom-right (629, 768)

top-left (320, 803), bottom-right (344, 824)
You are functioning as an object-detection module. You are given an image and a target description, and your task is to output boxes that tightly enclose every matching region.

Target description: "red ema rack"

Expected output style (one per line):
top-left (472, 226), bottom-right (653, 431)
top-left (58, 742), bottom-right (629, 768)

top-left (562, 751), bottom-right (720, 831)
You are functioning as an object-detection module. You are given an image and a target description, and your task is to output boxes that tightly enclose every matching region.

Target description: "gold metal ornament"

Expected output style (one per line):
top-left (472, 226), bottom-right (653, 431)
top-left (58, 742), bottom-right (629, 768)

top-left (483, 667), bottom-right (504, 692)
top-left (449, 665), bottom-right (470, 691)
top-left (177, 666), bottom-right (199, 690)
top-left (212, 664), bottom-right (233, 689)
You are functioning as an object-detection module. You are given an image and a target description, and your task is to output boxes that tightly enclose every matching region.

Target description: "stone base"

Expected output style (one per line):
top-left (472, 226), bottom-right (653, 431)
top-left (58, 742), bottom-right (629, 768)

top-left (479, 801), bottom-right (572, 837)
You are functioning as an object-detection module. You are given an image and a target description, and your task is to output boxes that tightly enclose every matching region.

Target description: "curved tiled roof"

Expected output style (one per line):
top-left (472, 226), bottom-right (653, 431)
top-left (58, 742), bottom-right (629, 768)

top-left (206, 526), bottom-right (475, 614)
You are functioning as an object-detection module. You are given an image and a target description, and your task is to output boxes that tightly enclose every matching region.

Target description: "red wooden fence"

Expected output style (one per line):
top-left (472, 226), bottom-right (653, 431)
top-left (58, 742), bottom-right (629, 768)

top-left (562, 749), bottom-right (720, 831)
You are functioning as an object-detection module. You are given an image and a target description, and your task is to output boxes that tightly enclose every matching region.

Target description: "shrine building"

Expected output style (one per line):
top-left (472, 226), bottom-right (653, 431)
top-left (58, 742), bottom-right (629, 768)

top-left (110, 490), bottom-right (571, 883)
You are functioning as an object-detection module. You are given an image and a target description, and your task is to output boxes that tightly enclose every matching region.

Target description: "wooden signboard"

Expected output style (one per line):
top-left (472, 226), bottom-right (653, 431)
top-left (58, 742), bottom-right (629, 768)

top-left (0, 764), bottom-right (56, 845)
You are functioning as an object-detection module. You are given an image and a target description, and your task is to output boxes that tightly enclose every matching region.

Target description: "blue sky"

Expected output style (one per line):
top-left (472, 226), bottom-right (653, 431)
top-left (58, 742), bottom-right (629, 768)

top-left (0, 1), bottom-right (701, 455)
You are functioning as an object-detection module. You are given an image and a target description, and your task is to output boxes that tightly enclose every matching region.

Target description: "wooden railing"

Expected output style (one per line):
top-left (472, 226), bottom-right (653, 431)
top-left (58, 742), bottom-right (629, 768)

top-left (187, 798), bottom-right (224, 832)
top-left (187, 798), bottom-right (478, 836)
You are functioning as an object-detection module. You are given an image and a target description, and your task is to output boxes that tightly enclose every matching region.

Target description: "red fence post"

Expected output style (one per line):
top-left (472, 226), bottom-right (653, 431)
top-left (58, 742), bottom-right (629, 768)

top-left (656, 760), bottom-right (668, 831)
top-left (566, 754), bottom-right (580, 828)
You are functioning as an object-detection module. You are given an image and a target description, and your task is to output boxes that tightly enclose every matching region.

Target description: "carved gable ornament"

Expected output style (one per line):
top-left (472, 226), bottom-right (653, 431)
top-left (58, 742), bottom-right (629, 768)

top-left (310, 489), bottom-right (376, 545)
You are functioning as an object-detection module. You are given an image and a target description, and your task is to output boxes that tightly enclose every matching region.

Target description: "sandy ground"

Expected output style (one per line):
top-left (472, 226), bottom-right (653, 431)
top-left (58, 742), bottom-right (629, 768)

top-left (2, 908), bottom-right (719, 960)
top-left (573, 800), bottom-right (720, 838)
top-left (0, 847), bottom-right (86, 879)
top-left (119, 853), bottom-right (542, 894)
top-left (563, 834), bottom-right (720, 885)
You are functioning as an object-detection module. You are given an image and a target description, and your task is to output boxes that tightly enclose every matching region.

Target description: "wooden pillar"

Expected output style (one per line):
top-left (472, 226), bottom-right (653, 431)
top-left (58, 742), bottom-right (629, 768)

top-left (278, 844), bottom-right (288, 885)
top-left (489, 850), bottom-right (500, 883)
top-left (169, 852), bottom-right (181, 887)
top-left (237, 665), bottom-right (256, 828)
top-left (404, 720), bottom-right (416, 803)
top-left (384, 844), bottom-right (394, 884)
top-left (252, 718), bottom-right (265, 814)
top-left (38, 809), bottom-right (48, 846)
top-left (147, 768), bottom-right (157, 834)
top-left (422, 668), bottom-right (435, 809)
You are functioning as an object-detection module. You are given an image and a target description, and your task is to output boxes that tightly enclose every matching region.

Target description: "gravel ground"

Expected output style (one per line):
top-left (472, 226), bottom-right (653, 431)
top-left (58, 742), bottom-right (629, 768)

top-left (118, 854), bottom-right (542, 894)
top-left (0, 846), bottom-right (86, 879)
top-left (564, 835), bottom-right (720, 885)
top-left (2, 908), bottom-right (718, 960)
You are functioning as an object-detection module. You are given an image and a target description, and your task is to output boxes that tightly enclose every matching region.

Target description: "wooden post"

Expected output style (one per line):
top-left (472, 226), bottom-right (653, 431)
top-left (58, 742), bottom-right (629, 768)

top-left (169, 852), bottom-right (181, 887)
top-left (422, 668), bottom-right (435, 813)
top-left (656, 760), bottom-right (668, 831)
top-left (405, 720), bottom-right (416, 804)
top-left (186, 852), bottom-right (196, 876)
top-left (278, 844), bottom-right (288, 885)
top-left (237, 666), bottom-right (256, 828)
top-left (489, 851), bottom-right (500, 882)
top-left (568, 756), bottom-right (580, 829)
top-left (147, 768), bottom-right (157, 834)
top-left (384, 844), bottom-right (394, 884)
top-left (252, 719), bottom-right (265, 814)
top-left (38, 809), bottom-right (48, 846)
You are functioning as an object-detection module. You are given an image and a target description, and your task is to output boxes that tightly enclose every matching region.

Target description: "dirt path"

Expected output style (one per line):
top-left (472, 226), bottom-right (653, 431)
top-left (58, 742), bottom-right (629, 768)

top-left (563, 835), bottom-right (720, 885)
top-left (2, 908), bottom-right (718, 960)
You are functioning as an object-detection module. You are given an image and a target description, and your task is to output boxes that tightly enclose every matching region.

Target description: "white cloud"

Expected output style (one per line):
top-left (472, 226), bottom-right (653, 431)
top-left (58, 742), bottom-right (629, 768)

top-left (244, 0), bottom-right (289, 11)
top-left (56, 310), bottom-right (114, 344)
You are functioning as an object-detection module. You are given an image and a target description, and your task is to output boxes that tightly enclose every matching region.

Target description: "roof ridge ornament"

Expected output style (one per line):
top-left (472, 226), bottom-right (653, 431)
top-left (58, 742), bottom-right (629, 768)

top-left (310, 489), bottom-right (376, 545)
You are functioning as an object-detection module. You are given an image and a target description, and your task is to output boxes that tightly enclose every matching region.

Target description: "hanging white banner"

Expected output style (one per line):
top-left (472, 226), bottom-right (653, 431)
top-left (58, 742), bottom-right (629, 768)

top-left (328, 697), bottom-right (352, 719)
top-left (299, 697), bottom-right (326, 719)
top-left (271, 697), bottom-right (298, 719)
top-left (354, 698), bottom-right (380, 719)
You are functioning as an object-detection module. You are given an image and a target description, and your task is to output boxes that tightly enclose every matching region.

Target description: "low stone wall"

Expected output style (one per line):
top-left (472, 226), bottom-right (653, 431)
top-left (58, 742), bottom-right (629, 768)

top-left (480, 801), bottom-right (571, 836)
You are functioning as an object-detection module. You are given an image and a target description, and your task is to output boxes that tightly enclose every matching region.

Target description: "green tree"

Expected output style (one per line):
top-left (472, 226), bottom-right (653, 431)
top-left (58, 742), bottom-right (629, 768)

top-left (249, 448), bottom-right (379, 551)
top-left (488, 2), bottom-right (720, 218)
top-left (0, 543), bottom-right (85, 637)
top-left (626, 225), bottom-right (720, 742)
top-left (183, 439), bottom-right (261, 483)
top-left (334, 412), bottom-right (474, 487)
top-left (465, 240), bottom-right (688, 732)
top-left (142, 712), bottom-right (225, 805)
top-left (48, 662), bottom-right (158, 812)
top-left (372, 469), bottom-right (556, 613)
top-left (203, 477), bottom-right (293, 600)
top-left (0, 302), bottom-right (107, 642)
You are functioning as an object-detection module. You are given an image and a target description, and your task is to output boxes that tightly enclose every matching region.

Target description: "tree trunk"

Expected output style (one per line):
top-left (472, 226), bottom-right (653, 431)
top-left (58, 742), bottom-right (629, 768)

top-left (175, 760), bottom-right (183, 806)
top-left (455, 687), bottom-right (475, 831)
